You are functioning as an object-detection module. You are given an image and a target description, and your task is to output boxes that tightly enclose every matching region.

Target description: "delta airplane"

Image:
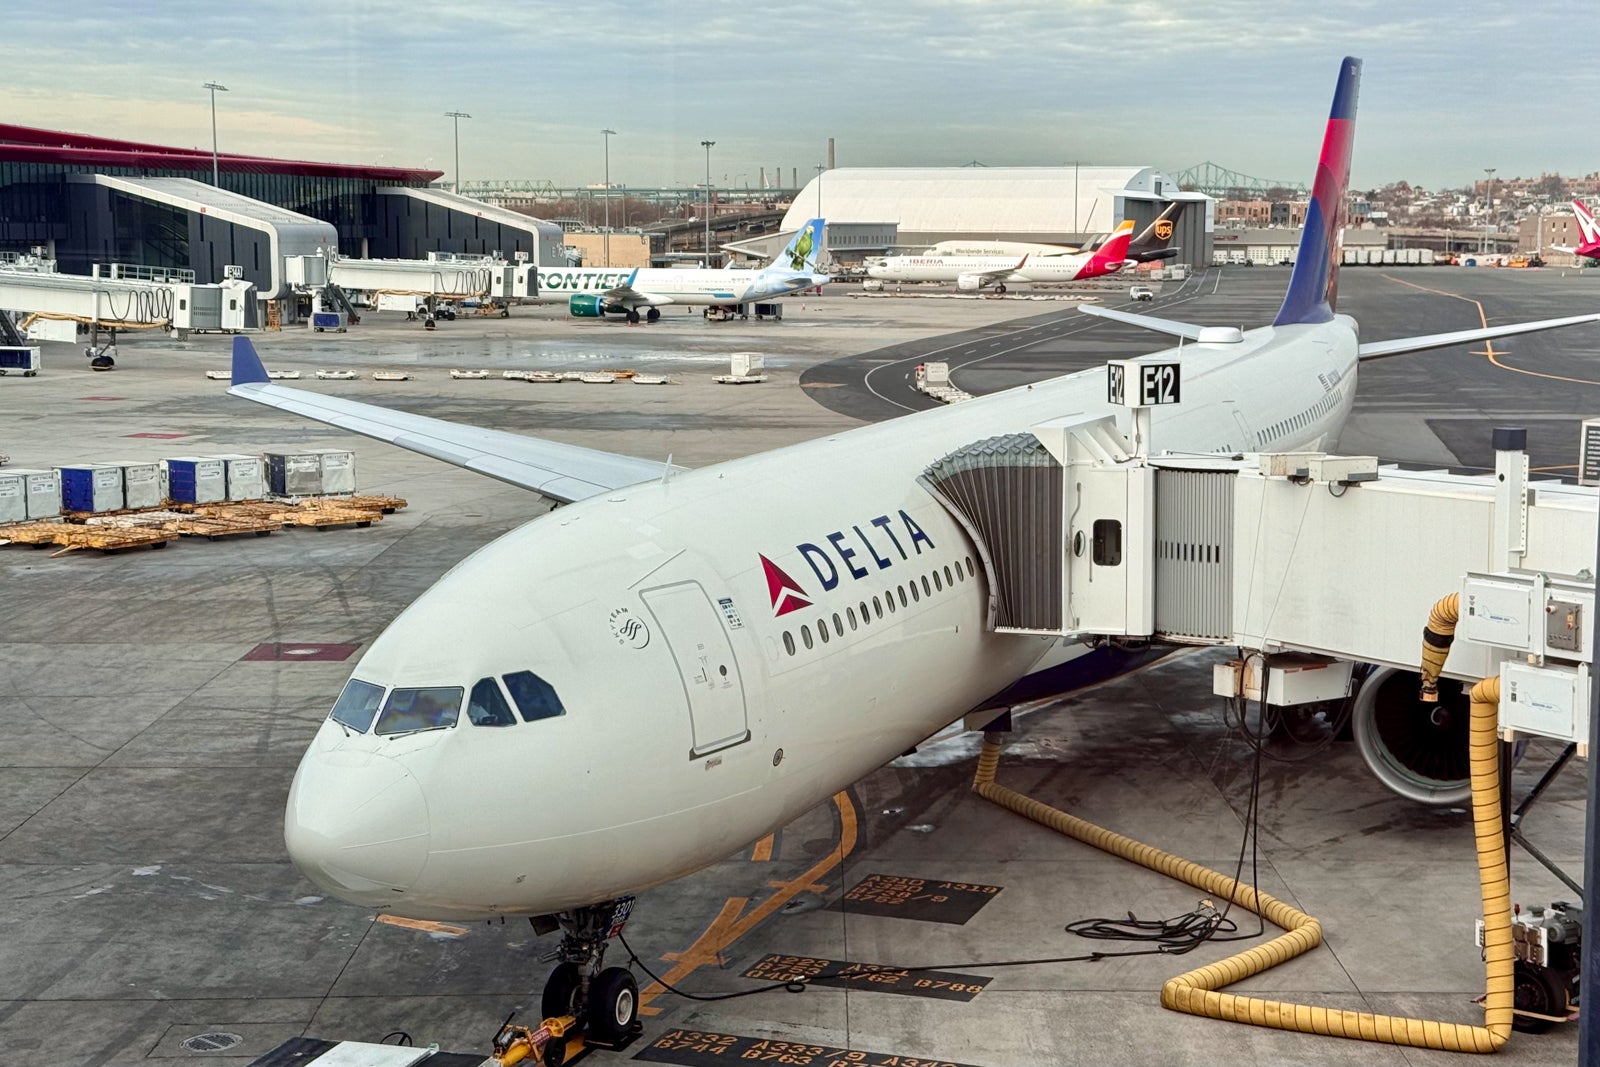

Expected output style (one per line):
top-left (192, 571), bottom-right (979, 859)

top-left (224, 57), bottom-right (1600, 1042)
top-left (1549, 198), bottom-right (1600, 260)
top-left (532, 219), bottom-right (827, 323)
top-left (866, 219), bottom-right (1134, 292)
top-left (927, 200), bottom-right (1187, 264)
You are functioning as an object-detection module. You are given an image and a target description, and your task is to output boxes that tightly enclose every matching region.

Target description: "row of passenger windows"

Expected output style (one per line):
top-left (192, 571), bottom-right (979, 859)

top-left (329, 670), bottom-right (565, 737)
top-left (780, 556), bottom-right (977, 657)
top-left (1258, 390), bottom-right (1342, 448)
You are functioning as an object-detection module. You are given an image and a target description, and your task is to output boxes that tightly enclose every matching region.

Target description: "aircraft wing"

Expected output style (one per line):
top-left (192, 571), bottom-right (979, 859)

top-left (1078, 304), bottom-right (1212, 341)
top-left (600, 284), bottom-right (673, 309)
top-left (1357, 313), bottom-right (1600, 361)
top-left (226, 337), bottom-right (682, 503)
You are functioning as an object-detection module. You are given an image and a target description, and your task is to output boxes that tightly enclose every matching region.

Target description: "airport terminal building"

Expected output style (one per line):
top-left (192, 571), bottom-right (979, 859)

top-left (771, 166), bottom-right (1214, 268)
top-left (0, 124), bottom-right (566, 301)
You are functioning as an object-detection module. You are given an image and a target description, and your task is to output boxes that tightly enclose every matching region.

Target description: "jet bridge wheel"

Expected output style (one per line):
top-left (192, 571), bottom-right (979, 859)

top-left (1512, 960), bottom-right (1568, 1033)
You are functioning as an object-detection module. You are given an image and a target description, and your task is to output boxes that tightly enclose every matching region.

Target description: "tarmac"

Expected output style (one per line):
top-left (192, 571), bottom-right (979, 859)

top-left (0, 267), bottom-right (1596, 1066)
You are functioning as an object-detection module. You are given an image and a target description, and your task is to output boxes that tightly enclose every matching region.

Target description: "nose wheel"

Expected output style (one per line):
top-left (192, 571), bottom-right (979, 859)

top-left (527, 897), bottom-right (644, 1061)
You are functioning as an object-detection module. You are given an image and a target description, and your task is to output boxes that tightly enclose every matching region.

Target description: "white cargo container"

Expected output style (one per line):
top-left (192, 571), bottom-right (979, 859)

top-left (0, 470), bottom-right (26, 523)
top-left (210, 454), bottom-right (267, 501)
top-left (116, 462), bottom-right (163, 509)
top-left (1382, 249), bottom-right (1398, 265)
top-left (265, 452), bottom-right (323, 496)
top-left (730, 352), bottom-right (764, 377)
top-left (311, 449), bottom-right (356, 494)
top-left (8, 468), bottom-right (60, 518)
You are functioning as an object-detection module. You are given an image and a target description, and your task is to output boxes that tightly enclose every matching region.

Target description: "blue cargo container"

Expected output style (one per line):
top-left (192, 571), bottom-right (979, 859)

top-left (58, 465), bottom-right (123, 513)
top-left (165, 456), bottom-right (226, 504)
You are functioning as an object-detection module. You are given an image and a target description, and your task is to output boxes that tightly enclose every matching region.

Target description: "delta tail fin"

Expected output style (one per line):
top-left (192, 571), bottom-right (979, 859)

top-left (1272, 57), bottom-right (1361, 326)
top-left (770, 218), bottom-right (825, 272)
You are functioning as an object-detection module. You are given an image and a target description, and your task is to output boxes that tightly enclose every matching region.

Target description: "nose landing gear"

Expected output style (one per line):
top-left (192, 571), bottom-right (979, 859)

top-left (511, 897), bottom-right (642, 1064)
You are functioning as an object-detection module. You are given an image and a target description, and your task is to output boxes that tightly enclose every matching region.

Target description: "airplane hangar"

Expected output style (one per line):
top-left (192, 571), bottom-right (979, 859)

top-left (771, 166), bottom-right (1214, 267)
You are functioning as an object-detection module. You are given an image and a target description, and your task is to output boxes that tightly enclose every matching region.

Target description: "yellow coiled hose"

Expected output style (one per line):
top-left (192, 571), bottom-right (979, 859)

top-left (971, 603), bottom-right (1513, 1052)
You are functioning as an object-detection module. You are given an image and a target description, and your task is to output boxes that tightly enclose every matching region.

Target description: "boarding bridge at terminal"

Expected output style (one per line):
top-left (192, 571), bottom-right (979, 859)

top-left (289, 251), bottom-right (527, 319)
top-left (930, 362), bottom-right (1596, 745)
top-left (926, 359), bottom-right (1599, 1043)
top-left (0, 253), bottom-right (256, 368)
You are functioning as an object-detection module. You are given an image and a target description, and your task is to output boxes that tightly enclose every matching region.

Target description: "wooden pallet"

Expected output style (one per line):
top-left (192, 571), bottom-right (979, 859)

top-left (162, 514), bottom-right (283, 540)
top-left (0, 521), bottom-right (175, 554)
top-left (307, 494), bottom-right (407, 514)
top-left (279, 507), bottom-right (380, 530)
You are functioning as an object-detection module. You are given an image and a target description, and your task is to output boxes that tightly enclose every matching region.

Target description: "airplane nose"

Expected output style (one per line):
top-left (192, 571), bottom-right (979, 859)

top-left (284, 748), bottom-right (430, 901)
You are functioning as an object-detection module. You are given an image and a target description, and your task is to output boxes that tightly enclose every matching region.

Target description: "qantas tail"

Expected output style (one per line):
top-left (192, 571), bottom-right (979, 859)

top-left (1086, 220), bottom-right (1135, 274)
top-left (1272, 57), bottom-right (1362, 327)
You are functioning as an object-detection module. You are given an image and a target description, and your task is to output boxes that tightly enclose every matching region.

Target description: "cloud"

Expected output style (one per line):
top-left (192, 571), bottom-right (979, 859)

top-left (3, 1), bottom-right (1593, 189)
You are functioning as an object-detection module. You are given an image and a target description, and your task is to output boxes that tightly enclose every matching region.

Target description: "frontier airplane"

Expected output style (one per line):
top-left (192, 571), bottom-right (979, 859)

top-left (532, 218), bottom-right (827, 323)
top-left (227, 58), bottom-right (1599, 1044)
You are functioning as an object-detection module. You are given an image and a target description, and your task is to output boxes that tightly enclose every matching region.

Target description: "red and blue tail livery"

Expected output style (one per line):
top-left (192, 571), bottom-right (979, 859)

top-left (1273, 56), bottom-right (1361, 327)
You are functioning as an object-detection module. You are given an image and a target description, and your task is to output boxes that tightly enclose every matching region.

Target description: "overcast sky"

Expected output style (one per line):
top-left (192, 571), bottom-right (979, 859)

top-left (4, 1), bottom-right (1594, 192)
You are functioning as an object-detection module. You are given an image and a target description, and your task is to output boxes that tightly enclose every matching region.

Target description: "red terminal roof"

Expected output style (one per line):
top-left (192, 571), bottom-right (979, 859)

top-left (0, 123), bottom-right (442, 184)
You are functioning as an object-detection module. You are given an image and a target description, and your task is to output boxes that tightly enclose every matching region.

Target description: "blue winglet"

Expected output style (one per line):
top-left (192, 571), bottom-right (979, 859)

top-left (231, 336), bottom-right (270, 386)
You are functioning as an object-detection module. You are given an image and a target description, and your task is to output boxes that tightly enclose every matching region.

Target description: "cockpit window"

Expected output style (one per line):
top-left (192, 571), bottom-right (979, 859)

top-left (329, 679), bottom-right (384, 733)
top-left (503, 670), bottom-right (565, 722)
top-left (374, 686), bottom-right (463, 736)
top-left (467, 677), bottom-right (517, 727)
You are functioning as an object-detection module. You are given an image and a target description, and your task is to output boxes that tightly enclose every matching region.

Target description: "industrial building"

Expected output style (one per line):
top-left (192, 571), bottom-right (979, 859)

top-left (0, 124), bottom-right (567, 307)
top-left (753, 166), bottom-right (1213, 268)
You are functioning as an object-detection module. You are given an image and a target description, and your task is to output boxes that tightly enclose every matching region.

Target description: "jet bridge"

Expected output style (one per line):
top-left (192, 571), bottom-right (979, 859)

top-left (923, 362), bottom-right (1598, 749)
top-left (309, 252), bottom-right (520, 313)
top-left (0, 258), bottom-right (256, 348)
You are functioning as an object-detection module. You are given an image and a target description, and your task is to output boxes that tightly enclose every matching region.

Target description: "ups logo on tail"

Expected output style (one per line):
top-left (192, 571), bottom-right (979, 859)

top-left (1154, 220), bottom-right (1175, 241)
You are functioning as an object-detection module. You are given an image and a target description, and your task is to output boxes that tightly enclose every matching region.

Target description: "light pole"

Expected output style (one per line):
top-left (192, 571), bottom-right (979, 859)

top-left (701, 139), bottom-right (715, 267)
top-left (1483, 167), bottom-right (1496, 255)
top-left (202, 82), bottom-right (228, 187)
top-left (445, 111), bottom-right (471, 193)
top-left (600, 129), bottom-right (616, 266)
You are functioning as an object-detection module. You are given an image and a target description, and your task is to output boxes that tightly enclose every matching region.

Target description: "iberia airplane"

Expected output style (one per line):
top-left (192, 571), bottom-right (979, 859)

top-left (225, 57), bottom-right (1598, 1042)
top-left (866, 220), bottom-right (1134, 292)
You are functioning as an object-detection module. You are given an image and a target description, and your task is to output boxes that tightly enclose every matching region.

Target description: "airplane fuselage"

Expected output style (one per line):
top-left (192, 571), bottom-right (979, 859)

top-left (532, 267), bottom-right (819, 308)
top-left (285, 317), bottom-right (1360, 920)
top-left (866, 253), bottom-right (1112, 286)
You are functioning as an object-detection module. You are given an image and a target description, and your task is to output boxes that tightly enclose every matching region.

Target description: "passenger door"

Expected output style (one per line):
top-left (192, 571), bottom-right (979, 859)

top-left (641, 581), bottom-right (750, 758)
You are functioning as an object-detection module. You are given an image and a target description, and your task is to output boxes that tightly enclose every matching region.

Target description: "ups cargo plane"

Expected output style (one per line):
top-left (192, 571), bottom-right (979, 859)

top-left (224, 57), bottom-right (1598, 1041)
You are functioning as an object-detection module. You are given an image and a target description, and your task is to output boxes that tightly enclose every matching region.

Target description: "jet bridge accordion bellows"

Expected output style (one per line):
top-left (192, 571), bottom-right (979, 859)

top-left (919, 433), bottom-right (1063, 631)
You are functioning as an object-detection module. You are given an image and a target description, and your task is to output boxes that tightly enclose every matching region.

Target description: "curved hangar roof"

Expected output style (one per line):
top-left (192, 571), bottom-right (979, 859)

top-left (782, 166), bottom-right (1173, 237)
